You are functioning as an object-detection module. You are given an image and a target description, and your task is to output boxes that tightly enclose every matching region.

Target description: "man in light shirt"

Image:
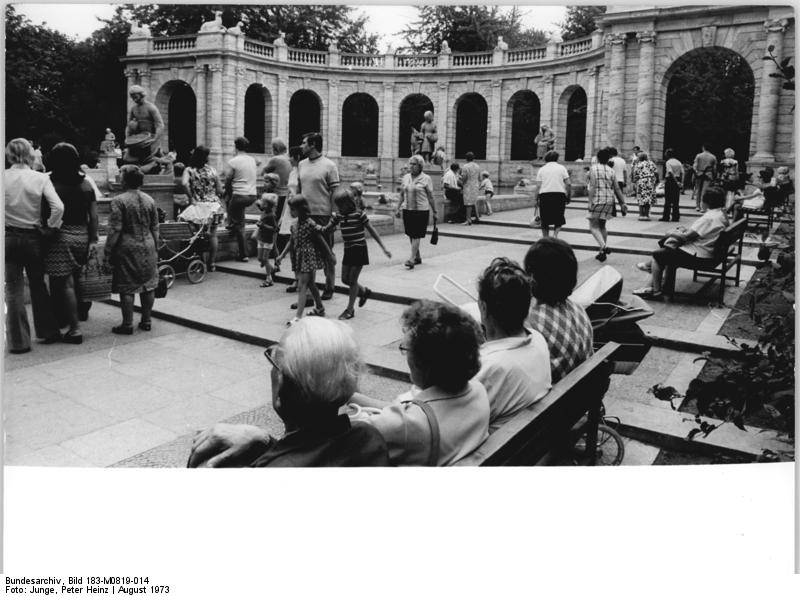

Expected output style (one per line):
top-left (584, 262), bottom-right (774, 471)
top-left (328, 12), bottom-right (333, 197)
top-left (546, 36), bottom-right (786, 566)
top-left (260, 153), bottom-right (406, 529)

top-left (223, 136), bottom-right (258, 262)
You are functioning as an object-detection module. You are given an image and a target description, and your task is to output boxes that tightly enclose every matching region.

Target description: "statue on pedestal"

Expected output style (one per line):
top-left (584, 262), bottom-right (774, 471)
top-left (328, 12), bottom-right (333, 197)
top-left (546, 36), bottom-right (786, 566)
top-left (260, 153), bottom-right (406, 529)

top-left (419, 110), bottom-right (438, 164)
top-left (100, 128), bottom-right (117, 154)
top-left (410, 127), bottom-right (423, 157)
top-left (199, 11), bottom-right (225, 32)
top-left (123, 85), bottom-right (165, 175)
top-left (534, 124), bottom-right (555, 161)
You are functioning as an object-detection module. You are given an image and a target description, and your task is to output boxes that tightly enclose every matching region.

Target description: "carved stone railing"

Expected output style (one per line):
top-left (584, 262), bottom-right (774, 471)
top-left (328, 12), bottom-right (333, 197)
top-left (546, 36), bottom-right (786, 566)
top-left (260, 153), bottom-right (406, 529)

top-left (452, 51), bottom-right (493, 67)
top-left (559, 36), bottom-right (593, 57)
top-left (288, 47), bottom-right (328, 65)
top-left (393, 54), bottom-right (439, 68)
top-left (341, 53), bottom-right (387, 68)
top-left (133, 33), bottom-right (601, 68)
top-left (152, 35), bottom-right (197, 52)
top-left (505, 46), bottom-right (548, 63)
top-left (244, 39), bottom-right (275, 58)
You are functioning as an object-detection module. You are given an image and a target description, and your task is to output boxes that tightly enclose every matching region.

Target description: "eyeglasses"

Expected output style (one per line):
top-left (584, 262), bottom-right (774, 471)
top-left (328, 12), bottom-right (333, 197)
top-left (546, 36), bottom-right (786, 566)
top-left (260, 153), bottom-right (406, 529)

top-left (398, 344), bottom-right (409, 354)
top-left (263, 344), bottom-right (279, 368)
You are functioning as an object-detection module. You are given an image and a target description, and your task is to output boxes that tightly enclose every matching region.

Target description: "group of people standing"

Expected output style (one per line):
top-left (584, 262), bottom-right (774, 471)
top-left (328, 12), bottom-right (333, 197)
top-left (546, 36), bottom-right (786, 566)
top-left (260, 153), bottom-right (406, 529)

top-left (440, 152), bottom-right (494, 226)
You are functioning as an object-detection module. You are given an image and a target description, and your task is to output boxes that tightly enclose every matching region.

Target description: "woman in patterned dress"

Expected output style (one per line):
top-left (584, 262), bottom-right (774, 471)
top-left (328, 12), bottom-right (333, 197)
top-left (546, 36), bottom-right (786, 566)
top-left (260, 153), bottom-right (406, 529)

top-left (395, 155), bottom-right (437, 269)
top-left (45, 143), bottom-right (99, 344)
top-left (587, 147), bottom-right (628, 261)
top-left (104, 165), bottom-right (160, 334)
top-left (632, 151), bottom-right (658, 220)
top-left (181, 145), bottom-right (224, 270)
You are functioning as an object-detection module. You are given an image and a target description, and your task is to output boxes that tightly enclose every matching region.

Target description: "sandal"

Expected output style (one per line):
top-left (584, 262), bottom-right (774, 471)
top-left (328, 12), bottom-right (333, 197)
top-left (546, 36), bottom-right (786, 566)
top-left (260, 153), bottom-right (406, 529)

top-left (632, 287), bottom-right (663, 301)
top-left (404, 260), bottom-right (415, 269)
top-left (138, 321), bottom-right (152, 331)
top-left (259, 281), bottom-right (273, 288)
top-left (338, 309), bottom-right (355, 320)
top-left (636, 262), bottom-right (652, 273)
top-left (595, 251), bottom-right (607, 262)
top-left (112, 325), bottom-right (133, 335)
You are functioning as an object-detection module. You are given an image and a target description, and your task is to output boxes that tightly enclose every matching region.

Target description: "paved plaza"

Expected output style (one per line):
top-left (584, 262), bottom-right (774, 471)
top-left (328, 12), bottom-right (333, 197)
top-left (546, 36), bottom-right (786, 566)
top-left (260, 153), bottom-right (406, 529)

top-left (4, 190), bottom-right (784, 468)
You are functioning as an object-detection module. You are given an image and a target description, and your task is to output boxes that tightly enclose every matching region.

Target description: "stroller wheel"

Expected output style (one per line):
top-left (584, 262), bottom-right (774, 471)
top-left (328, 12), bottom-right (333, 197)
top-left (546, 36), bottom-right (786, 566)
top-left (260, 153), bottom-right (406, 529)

top-left (158, 264), bottom-right (176, 289)
top-left (186, 259), bottom-right (207, 284)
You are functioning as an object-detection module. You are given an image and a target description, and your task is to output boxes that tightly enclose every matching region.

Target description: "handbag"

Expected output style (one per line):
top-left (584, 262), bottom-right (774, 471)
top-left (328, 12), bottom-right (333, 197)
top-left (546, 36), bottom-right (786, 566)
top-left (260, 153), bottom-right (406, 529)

top-left (77, 246), bottom-right (113, 301)
top-left (155, 275), bottom-right (169, 299)
top-left (430, 223), bottom-right (439, 245)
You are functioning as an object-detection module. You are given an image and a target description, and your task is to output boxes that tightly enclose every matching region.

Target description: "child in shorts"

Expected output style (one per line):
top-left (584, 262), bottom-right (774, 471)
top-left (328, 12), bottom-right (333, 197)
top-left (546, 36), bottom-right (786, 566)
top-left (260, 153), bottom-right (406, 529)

top-left (255, 173), bottom-right (279, 287)
top-left (478, 171), bottom-right (494, 216)
top-left (330, 187), bottom-right (391, 320)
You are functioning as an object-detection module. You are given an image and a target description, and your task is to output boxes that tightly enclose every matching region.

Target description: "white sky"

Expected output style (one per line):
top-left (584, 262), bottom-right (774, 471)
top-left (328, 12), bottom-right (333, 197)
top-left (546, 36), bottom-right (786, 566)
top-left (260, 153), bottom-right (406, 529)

top-left (15, 3), bottom-right (567, 50)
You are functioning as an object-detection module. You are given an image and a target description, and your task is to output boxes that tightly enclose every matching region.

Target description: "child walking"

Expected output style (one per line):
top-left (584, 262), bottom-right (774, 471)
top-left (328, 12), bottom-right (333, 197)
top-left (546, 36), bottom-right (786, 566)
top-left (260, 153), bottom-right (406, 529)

top-left (330, 188), bottom-right (392, 320)
top-left (254, 175), bottom-right (279, 287)
top-left (275, 195), bottom-right (336, 325)
top-left (478, 170), bottom-right (494, 216)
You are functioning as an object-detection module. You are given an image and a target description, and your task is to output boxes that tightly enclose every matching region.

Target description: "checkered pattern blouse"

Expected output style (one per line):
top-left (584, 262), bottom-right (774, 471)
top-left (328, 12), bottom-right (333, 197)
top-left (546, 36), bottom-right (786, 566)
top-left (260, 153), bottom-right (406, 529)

top-left (527, 298), bottom-right (594, 383)
top-left (589, 163), bottom-right (618, 205)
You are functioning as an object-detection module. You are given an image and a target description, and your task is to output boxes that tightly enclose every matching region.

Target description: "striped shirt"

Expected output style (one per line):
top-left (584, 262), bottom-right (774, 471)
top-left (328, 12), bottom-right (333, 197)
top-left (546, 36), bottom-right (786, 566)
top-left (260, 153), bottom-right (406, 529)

top-left (337, 211), bottom-right (369, 249)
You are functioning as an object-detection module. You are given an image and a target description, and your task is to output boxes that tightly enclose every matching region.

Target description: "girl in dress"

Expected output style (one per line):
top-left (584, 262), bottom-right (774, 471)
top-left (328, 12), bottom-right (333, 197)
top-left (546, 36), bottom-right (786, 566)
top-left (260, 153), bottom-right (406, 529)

top-left (275, 195), bottom-right (336, 325)
top-left (330, 188), bottom-right (391, 320)
top-left (254, 179), bottom-right (278, 287)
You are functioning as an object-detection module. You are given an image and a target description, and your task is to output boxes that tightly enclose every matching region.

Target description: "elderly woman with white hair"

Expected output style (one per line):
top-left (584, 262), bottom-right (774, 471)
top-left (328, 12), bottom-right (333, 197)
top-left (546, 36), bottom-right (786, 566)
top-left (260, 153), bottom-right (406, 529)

top-left (395, 154), bottom-right (437, 269)
top-left (188, 317), bottom-right (389, 467)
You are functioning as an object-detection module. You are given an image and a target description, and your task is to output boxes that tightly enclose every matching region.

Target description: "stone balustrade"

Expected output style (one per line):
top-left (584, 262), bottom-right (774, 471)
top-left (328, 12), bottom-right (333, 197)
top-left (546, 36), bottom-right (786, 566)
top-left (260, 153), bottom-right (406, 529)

top-left (141, 31), bottom-right (599, 70)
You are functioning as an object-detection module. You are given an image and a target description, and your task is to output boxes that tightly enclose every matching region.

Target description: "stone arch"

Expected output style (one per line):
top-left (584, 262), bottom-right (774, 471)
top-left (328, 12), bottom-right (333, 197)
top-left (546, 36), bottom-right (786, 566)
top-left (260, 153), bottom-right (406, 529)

top-left (341, 92), bottom-right (379, 157)
top-left (659, 47), bottom-right (755, 163)
top-left (557, 85), bottom-right (587, 161)
top-left (289, 89), bottom-right (323, 148)
top-left (506, 90), bottom-right (541, 160)
top-left (454, 92), bottom-right (488, 159)
top-left (155, 80), bottom-right (196, 164)
top-left (244, 84), bottom-right (273, 154)
top-left (398, 93), bottom-right (434, 158)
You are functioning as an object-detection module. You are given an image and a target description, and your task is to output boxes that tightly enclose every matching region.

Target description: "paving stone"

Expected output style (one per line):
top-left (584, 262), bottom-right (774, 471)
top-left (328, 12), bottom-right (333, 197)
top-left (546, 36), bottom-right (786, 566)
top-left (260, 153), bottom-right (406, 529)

top-left (60, 418), bottom-right (178, 467)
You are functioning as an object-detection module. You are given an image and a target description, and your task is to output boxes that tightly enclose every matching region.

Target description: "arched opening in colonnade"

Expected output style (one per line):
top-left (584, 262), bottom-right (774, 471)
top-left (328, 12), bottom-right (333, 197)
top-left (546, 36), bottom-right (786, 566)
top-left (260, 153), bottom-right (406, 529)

top-left (244, 84), bottom-right (273, 154)
top-left (341, 93), bottom-right (379, 157)
top-left (289, 90), bottom-right (322, 148)
top-left (398, 94), bottom-right (434, 158)
top-left (156, 80), bottom-right (196, 164)
top-left (507, 90), bottom-right (540, 160)
top-left (455, 93), bottom-right (487, 159)
top-left (559, 86), bottom-right (587, 161)
top-left (663, 47), bottom-right (755, 164)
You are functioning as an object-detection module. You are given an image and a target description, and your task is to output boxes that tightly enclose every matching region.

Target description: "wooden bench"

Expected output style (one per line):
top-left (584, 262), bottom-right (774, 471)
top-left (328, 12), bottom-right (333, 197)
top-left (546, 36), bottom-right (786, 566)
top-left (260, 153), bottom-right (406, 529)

top-left (664, 218), bottom-right (746, 304)
top-left (741, 186), bottom-right (783, 232)
top-left (455, 342), bottom-right (620, 466)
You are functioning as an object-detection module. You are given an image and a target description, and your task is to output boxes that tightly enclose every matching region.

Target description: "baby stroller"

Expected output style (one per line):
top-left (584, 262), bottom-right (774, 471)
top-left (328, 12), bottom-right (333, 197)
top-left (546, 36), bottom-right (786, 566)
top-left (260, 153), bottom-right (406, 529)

top-left (158, 202), bottom-right (223, 287)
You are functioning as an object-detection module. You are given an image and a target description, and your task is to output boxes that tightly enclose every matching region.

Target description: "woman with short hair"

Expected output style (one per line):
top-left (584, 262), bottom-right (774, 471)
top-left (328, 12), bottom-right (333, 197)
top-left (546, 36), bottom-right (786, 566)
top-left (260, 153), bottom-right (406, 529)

top-left (45, 143), bottom-right (99, 344)
top-left (587, 147), bottom-right (628, 261)
top-left (524, 238), bottom-right (594, 383)
top-left (396, 154), bottom-right (437, 269)
top-left (349, 300), bottom-right (490, 465)
top-left (4, 138), bottom-right (64, 352)
top-left (188, 317), bottom-right (389, 467)
top-left (535, 150), bottom-right (572, 237)
top-left (104, 165), bottom-right (160, 334)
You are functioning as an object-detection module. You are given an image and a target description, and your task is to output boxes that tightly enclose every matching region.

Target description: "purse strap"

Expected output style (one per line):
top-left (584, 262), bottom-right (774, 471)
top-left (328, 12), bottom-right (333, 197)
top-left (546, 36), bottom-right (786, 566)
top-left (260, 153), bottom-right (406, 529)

top-left (410, 399), bottom-right (440, 466)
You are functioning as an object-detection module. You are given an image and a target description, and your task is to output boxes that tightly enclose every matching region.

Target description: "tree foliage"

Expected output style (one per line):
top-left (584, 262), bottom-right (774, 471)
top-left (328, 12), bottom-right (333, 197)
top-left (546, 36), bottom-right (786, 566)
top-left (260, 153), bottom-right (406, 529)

top-left (559, 6), bottom-right (606, 41)
top-left (123, 4), bottom-right (379, 53)
top-left (400, 6), bottom-right (548, 53)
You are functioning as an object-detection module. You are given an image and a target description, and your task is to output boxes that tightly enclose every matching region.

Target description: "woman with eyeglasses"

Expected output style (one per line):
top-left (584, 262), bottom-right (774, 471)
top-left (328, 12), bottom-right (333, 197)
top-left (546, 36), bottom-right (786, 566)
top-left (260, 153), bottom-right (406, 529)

top-left (188, 317), bottom-right (389, 467)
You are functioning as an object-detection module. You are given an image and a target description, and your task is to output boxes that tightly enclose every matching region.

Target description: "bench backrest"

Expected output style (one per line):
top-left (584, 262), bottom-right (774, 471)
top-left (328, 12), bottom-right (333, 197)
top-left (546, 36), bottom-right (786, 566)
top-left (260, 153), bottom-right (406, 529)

top-left (455, 342), bottom-right (619, 466)
top-left (712, 218), bottom-right (746, 262)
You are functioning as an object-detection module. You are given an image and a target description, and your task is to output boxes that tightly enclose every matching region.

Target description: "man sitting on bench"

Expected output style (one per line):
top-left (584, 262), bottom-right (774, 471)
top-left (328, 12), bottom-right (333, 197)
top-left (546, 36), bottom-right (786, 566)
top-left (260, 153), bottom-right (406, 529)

top-left (634, 186), bottom-right (729, 301)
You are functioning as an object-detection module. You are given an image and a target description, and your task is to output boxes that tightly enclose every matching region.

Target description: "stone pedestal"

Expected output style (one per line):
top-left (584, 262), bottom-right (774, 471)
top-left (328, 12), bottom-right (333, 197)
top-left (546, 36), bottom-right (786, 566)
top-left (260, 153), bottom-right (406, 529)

top-left (363, 173), bottom-right (378, 189)
top-left (98, 154), bottom-right (120, 183)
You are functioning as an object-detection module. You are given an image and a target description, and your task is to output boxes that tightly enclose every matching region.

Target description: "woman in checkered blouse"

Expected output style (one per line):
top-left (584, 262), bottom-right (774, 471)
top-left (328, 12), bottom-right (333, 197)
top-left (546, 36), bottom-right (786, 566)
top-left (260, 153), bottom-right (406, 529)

top-left (587, 147), bottom-right (628, 262)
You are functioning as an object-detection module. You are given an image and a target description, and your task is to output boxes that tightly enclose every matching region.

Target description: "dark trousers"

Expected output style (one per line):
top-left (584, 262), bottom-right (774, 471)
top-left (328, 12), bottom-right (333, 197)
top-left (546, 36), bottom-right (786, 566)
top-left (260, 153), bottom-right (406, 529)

top-left (652, 247), bottom-right (715, 294)
top-left (663, 177), bottom-right (681, 221)
top-left (228, 193), bottom-right (256, 257)
top-left (444, 188), bottom-right (465, 222)
top-left (5, 228), bottom-right (60, 350)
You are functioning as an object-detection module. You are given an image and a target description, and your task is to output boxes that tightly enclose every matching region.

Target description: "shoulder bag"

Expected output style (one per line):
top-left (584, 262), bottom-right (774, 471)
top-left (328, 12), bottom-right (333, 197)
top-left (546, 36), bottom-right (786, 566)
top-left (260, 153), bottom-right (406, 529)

top-left (410, 399), bottom-right (441, 466)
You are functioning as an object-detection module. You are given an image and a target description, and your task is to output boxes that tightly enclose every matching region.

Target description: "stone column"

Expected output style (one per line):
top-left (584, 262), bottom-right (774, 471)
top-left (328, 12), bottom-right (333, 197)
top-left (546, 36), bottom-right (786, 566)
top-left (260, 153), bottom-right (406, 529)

top-left (435, 82), bottom-right (449, 153)
top-left (234, 66), bottom-right (247, 145)
top-left (584, 66), bottom-right (600, 158)
top-left (326, 79), bottom-right (340, 157)
top-left (634, 30), bottom-right (657, 154)
top-left (540, 74), bottom-right (554, 141)
top-left (381, 82), bottom-right (395, 158)
top-left (208, 62), bottom-right (224, 169)
top-left (605, 32), bottom-right (627, 149)
top-left (124, 68), bottom-right (139, 113)
top-left (220, 58), bottom-right (236, 160)
top-left (276, 76), bottom-right (289, 142)
top-left (487, 79), bottom-right (502, 161)
top-left (753, 18), bottom-right (789, 162)
top-left (194, 65), bottom-right (207, 147)
top-left (138, 68), bottom-right (153, 98)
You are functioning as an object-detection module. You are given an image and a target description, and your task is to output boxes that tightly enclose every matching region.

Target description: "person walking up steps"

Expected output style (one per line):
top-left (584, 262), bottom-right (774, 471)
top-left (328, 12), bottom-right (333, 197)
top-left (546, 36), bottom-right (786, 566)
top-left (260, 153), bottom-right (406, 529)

top-left (329, 188), bottom-right (392, 320)
top-left (275, 195), bottom-right (336, 326)
top-left (587, 147), bottom-right (628, 261)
